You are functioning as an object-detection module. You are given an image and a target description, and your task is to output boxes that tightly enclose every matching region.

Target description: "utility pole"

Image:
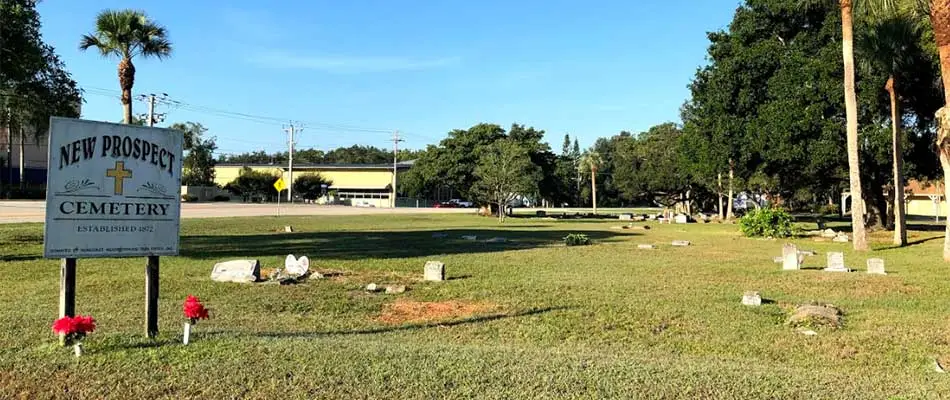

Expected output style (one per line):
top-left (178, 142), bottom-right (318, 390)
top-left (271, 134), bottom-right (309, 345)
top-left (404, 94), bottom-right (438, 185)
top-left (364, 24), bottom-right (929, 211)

top-left (284, 123), bottom-right (301, 202)
top-left (391, 130), bottom-right (403, 208)
top-left (146, 95), bottom-right (155, 127)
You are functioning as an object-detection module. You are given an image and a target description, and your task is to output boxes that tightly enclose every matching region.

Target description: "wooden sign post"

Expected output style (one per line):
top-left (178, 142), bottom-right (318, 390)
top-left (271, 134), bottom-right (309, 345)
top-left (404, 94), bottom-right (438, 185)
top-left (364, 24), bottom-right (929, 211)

top-left (44, 118), bottom-right (183, 342)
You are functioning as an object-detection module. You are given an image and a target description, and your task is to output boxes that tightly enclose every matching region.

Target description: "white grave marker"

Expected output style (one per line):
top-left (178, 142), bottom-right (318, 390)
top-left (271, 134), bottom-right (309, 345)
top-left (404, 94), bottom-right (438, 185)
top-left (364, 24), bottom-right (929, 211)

top-left (866, 258), bottom-right (886, 275)
top-left (824, 252), bottom-right (850, 272)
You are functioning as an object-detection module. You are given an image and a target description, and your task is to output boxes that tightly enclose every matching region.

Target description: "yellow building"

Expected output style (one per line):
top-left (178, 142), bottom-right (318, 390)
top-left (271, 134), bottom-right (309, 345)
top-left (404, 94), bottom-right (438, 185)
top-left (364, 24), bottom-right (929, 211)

top-left (905, 179), bottom-right (946, 219)
top-left (211, 162), bottom-right (412, 207)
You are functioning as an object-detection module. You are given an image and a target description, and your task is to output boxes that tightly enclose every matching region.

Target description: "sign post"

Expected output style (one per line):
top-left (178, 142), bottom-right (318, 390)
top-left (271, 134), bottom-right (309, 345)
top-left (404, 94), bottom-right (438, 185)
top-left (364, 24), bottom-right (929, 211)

top-left (274, 177), bottom-right (286, 217)
top-left (44, 118), bottom-right (182, 340)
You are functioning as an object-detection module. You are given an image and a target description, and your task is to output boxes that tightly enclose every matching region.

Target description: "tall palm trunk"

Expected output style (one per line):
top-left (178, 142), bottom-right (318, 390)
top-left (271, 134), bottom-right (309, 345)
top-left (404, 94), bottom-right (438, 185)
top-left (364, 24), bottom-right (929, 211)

top-left (17, 127), bottom-right (25, 190)
top-left (118, 57), bottom-right (136, 124)
top-left (591, 168), bottom-right (597, 215)
top-left (727, 159), bottom-right (735, 220)
top-left (841, 0), bottom-right (870, 251)
top-left (930, 0), bottom-right (950, 260)
top-left (718, 172), bottom-right (724, 219)
top-left (886, 77), bottom-right (907, 246)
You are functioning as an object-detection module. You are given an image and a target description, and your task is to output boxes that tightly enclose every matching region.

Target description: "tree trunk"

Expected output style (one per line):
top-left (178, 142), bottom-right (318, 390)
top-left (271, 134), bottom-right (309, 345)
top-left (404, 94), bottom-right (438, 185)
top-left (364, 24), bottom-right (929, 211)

top-left (591, 168), bottom-right (597, 215)
top-left (718, 173), bottom-right (724, 219)
top-left (886, 76), bottom-right (906, 245)
top-left (937, 107), bottom-right (950, 260)
top-left (841, 0), bottom-right (869, 251)
top-left (18, 127), bottom-right (25, 190)
top-left (727, 159), bottom-right (735, 220)
top-left (930, 1), bottom-right (950, 260)
top-left (118, 58), bottom-right (136, 124)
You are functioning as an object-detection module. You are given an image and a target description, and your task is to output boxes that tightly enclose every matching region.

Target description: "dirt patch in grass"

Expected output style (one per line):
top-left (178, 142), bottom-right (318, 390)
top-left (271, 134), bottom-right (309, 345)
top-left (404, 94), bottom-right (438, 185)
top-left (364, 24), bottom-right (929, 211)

top-left (786, 304), bottom-right (843, 329)
top-left (377, 299), bottom-right (499, 324)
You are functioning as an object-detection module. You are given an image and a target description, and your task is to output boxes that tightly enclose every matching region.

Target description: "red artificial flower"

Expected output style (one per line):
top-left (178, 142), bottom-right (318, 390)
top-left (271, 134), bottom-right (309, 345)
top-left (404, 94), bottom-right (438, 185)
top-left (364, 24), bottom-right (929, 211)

top-left (52, 316), bottom-right (77, 336)
top-left (52, 315), bottom-right (96, 336)
top-left (74, 315), bottom-right (96, 334)
top-left (183, 295), bottom-right (210, 322)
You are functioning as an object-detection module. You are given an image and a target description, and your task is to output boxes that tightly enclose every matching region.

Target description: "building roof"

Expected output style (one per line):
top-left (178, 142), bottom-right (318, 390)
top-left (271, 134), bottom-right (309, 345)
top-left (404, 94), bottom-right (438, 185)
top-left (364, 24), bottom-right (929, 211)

top-left (906, 179), bottom-right (944, 196)
top-left (216, 161), bottom-right (414, 170)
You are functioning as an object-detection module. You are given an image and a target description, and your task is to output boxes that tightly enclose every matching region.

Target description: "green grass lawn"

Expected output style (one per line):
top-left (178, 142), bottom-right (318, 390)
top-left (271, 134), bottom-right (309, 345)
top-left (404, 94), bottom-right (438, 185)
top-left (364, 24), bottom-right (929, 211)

top-left (2, 214), bottom-right (950, 399)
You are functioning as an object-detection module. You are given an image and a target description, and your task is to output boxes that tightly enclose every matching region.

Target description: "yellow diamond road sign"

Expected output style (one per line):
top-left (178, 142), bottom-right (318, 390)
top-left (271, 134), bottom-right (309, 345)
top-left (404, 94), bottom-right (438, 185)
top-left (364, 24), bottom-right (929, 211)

top-left (273, 177), bottom-right (286, 192)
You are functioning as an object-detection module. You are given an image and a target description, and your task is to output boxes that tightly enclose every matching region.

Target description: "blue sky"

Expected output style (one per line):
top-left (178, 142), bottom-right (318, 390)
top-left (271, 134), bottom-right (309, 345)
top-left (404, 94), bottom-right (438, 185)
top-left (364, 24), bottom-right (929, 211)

top-left (37, 0), bottom-right (740, 156)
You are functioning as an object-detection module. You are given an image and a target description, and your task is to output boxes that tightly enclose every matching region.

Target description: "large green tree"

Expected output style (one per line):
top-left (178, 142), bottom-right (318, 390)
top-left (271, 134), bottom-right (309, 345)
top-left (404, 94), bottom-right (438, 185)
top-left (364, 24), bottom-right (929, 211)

top-left (79, 9), bottom-right (172, 124)
top-left (473, 139), bottom-right (540, 221)
top-left (1, 0), bottom-right (82, 191)
top-left (614, 123), bottom-right (692, 208)
top-left (682, 0), bottom-right (940, 222)
top-left (171, 122), bottom-right (217, 186)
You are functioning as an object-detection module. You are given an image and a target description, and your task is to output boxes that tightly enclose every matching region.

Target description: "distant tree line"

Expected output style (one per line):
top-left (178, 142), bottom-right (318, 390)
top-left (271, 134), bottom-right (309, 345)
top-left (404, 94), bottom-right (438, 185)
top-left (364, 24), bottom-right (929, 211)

top-left (218, 145), bottom-right (424, 165)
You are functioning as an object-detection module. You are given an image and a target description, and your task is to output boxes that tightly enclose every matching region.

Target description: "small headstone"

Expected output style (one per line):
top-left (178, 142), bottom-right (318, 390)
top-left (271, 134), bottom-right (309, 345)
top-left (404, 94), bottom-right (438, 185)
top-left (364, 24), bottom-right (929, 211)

top-left (283, 254), bottom-right (310, 277)
top-left (461, 235), bottom-right (477, 241)
top-left (284, 226), bottom-right (294, 233)
top-left (647, 215), bottom-right (657, 221)
top-left (824, 252), bottom-right (850, 272)
top-left (674, 214), bottom-right (689, 224)
top-left (638, 244), bottom-right (657, 250)
top-left (633, 215), bottom-right (646, 222)
top-left (365, 283), bottom-right (380, 292)
top-left (741, 291), bottom-right (762, 306)
top-left (866, 258), bottom-right (886, 275)
top-left (431, 233), bottom-right (448, 239)
top-left (619, 213), bottom-right (633, 221)
top-left (384, 284), bottom-right (407, 294)
top-left (782, 243), bottom-right (800, 270)
top-left (821, 229), bottom-right (838, 238)
top-left (211, 260), bottom-right (260, 283)
top-left (832, 234), bottom-right (850, 243)
top-left (671, 240), bottom-right (691, 247)
top-left (424, 261), bottom-right (445, 281)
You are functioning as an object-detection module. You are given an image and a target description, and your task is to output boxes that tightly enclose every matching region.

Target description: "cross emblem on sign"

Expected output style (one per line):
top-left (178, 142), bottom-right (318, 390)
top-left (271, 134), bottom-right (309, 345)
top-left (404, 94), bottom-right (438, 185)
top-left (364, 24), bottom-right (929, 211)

top-left (106, 161), bottom-right (133, 195)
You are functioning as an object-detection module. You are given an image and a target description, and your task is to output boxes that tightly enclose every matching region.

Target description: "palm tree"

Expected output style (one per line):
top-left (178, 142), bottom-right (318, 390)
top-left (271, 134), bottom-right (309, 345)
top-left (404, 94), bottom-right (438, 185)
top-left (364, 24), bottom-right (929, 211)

top-left (578, 150), bottom-right (603, 214)
top-left (841, 0), bottom-right (871, 251)
top-left (863, 0), bottom-right (950, 259)
top-left (79, 9), bottom-right (171, 124)
top-left (857, 14), bottom-right (921, 246)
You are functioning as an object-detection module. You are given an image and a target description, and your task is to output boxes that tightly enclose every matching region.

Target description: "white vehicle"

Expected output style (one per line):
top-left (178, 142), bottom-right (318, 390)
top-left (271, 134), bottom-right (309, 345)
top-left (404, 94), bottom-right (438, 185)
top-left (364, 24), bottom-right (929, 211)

top-left (448, 199), bottom-right (474, 208)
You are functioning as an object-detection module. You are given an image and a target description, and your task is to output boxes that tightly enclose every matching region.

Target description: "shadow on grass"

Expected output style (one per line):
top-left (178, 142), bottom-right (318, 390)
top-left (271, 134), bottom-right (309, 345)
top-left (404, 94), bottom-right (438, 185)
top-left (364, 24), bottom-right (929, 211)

top-left (877, 235), bottom-right (943, 251)
top-left (251, 306), bottom-right (567, 340)
top-left (180, 229), bottom-right (630, 260)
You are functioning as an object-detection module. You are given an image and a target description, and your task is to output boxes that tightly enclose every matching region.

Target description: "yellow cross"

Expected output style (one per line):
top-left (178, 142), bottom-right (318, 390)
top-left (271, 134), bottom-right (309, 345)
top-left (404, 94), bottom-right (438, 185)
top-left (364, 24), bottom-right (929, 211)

top-left (106, 161), bottom-right (133, 195)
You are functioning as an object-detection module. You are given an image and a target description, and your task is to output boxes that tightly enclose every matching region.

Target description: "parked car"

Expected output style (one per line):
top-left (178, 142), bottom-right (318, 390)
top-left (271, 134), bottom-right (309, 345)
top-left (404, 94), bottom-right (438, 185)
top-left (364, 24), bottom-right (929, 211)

top-left (448, 199), bottom-right (474, 208)
top-left (434, 202), bottom-right (458, 208)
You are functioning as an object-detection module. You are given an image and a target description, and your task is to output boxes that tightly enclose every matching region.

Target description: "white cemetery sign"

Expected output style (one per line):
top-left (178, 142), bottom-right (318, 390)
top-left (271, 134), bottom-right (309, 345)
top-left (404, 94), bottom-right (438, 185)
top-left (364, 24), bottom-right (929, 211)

top-left (44, 118), bottom-right (182, 258)
top-left (43, 117), bottom-right (183, 340)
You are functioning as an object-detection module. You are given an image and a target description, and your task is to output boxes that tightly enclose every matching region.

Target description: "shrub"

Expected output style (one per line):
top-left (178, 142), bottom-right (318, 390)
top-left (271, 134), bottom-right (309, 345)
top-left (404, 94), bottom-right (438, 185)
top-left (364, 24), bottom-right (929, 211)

top-left (739, 207), bottom-right (793, 238)
top-left (564, 233), bottom-right (591, 246)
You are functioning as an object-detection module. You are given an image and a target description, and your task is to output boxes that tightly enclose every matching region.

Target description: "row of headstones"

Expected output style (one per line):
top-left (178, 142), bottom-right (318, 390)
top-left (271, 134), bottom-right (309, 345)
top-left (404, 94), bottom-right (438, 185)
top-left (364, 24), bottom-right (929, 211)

top-left (779, 244), bottom-right (886, 274)
top-left (637, 241), bottom-right (691, 250)
top-left (620, 213), bottom-right (689, 224)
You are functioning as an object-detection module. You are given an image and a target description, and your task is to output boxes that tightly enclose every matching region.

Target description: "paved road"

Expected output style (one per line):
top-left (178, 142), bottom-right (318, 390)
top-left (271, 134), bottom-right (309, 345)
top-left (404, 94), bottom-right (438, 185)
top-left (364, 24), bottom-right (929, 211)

top-left (0, 201), bottom-right (473, 224)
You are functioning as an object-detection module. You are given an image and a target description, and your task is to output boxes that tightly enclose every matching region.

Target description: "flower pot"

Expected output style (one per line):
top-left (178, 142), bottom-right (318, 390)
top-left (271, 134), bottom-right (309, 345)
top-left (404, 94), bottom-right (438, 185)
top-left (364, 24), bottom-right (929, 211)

top-left (183, 322), bottom-right (191, 345)
top-left (73, 343), bottom-right (83, 357)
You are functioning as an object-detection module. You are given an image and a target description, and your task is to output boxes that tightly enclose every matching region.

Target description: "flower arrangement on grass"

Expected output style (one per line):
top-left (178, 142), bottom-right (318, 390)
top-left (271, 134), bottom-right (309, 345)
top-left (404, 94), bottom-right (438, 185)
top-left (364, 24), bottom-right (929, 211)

top-left (182, 295), bottom-right (210, 345)
top-left (52, 315), bottom-right (96, 356)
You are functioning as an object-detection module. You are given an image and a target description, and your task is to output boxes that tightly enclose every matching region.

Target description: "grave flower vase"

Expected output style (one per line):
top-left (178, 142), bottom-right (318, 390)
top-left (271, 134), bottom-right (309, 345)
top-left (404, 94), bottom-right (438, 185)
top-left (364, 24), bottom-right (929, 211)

top-left (183, 322), bottom-right (191, 345)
